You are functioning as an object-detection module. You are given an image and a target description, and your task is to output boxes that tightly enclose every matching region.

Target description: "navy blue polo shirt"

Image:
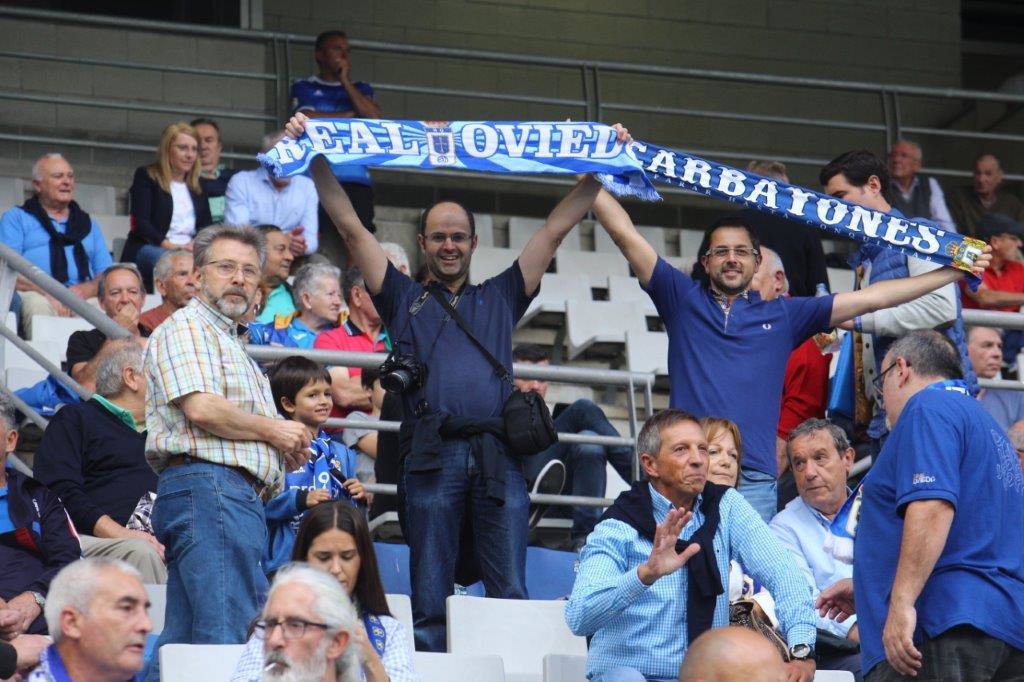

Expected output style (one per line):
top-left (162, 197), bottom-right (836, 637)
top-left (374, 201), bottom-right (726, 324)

top-left (643, 257), bottom-right (834, 475)
top-left (371, 261), bottom-right (535, 418)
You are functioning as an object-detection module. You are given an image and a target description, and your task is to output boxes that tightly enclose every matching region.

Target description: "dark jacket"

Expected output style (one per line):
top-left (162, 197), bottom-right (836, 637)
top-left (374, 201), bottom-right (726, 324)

top-left (0, 467), bottom-right (82, 634)
top-left (123, 166), bottom-right (212, 263)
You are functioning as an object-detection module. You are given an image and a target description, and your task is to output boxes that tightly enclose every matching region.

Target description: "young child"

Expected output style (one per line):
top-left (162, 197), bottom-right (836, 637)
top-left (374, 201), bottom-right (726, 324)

top-left (264, 356), bottom-right (365, 574)
top-left (341, 366), bottom-right (385, 485)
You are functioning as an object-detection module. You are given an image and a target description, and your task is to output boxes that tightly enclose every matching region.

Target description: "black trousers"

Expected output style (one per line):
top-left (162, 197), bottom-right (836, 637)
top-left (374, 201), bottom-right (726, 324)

top-left (316, 180), bottom-right (376, 268)
top-left (865, 625), bottom-right (1024, 682)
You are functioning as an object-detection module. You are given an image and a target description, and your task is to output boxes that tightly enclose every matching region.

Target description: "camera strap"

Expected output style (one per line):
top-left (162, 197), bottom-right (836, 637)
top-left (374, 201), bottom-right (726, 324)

top-left (426, 287), bottom-right (512, 386)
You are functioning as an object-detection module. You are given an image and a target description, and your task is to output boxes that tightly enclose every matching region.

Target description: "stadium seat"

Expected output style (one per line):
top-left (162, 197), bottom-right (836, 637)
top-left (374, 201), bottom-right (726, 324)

top-left (607, 275), bottom-right (656, 315)
top-left (509, 217), bottom-right (581, 251)
top-left (556, 251), bottom-right (629, 287)
top-left (414, 652), bottom-right (506, 682)
top-left (385, 593), bottom-right (416, 651)
top-left (814, 673), bottom-right (855, 681)
top-left (28, 315), bottom-right (94, 357)
top-left (145, 584), bottom-right (166, 636)
top-left (594, 224), bottom-right (667, 255)
top-left (827, 267), bottom-right (855, 294)
top-left (565, 300), bottom-right (646, 360)
top-left (525, 547), bottom-right (578, 600)
top-left (113, 237), bottom-right (127, 262)
top-left (520, 273), bottom-right (592, 327)
top-left (0, 176), bottom-right (25, 210)
top-left (158, 644), bottom-right (245, 682)
top-left (543, 653), bottom-right (587, 682)
top-left (4, 367), bottom-right (47, 391)
top-left (73, 183), bottom-right (117, 215)
top-left (474, 213), bottom-right (495, 247)
top-left (605, 461), bottom-right (630, 499)
top-left (374, 542), bottom-right (412, 596)
top-left (446, 595), bottom-right (586, 682)
top-left (625, 330), bottom-right (668, 375)
top-left (143, 293), bottom-right (162, 312)
top-left (678, 229), bottom-right (705, 257)
top-left (1, 337), bottom-right (62, 375)
top-left (94, 214), bottom-right (131, 254)
top-left (470, 247), bottom-right (520, 283)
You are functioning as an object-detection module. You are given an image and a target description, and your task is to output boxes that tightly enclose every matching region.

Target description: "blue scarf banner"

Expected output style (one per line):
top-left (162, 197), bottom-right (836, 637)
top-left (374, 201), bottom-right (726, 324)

top-left (260, 119), bottom-right (985, 282)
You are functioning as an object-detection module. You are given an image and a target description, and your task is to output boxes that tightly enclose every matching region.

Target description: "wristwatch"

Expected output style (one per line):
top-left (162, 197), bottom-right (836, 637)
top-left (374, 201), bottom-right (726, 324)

top-left (29, 591), bottom-right (45, 610)
top-left (789, 643), bottom-right (815, 661)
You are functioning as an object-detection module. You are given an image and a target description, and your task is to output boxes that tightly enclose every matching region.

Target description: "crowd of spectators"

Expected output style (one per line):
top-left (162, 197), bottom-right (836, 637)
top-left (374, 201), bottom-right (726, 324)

top-left (2, 25), bottom-right (1024, 682)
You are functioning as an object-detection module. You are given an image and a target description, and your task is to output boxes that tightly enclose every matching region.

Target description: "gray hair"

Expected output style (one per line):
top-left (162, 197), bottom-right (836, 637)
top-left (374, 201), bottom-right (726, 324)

top-left (293, 262), bottom-right (341, 307)
top-left (380, 242), bottom-right (410, 273)
top-left (759, 246), bottom-right (790, 296)
top-left (0, 395), bottom-right (15, 433)
top-left (636, 409), bottom-right (702, 458)
top-left (193, 224), bottom-right (267, 270)
top-left (45, 558), bottom-right (142, 643)
top-left (266, 564), bottom-right (360, 682)
top-left (894, 139), bottom-right (923, 161)
top-left (97, 263), bottom-right (143, 300)
top-left (32, 153), bottom-right (67, 182)
top-left (94, 340), bottom-right (144, 397)
top-left (787, 418), bottom-right (851, 454)
top-left (152, 248), bottom-right (193, 283)
top-left (885, 330), bottom-right (963, 381)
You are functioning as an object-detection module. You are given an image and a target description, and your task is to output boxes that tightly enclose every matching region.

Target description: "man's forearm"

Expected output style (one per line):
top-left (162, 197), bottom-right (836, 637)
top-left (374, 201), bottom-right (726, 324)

top-left (977, 288), bottom-right (1024, 308)
top-left (180, 393), bottom-right (278, 443)
top-left (328, 370), bottom-right (372, 410)
top-left (890, 499), bottom-right (954, 608)
top-left (591, 189), bottom-right (657, 285)
top-left (92, 515), bottom-right (129, 539)
top-left (518, 176), bottom-right (600, 291)
top-left (14, 275), bottom-right (43, 294)
top-left (343, 80), bottom-right (382, 118)
top-left (831, 267), bottom-right (962, 325)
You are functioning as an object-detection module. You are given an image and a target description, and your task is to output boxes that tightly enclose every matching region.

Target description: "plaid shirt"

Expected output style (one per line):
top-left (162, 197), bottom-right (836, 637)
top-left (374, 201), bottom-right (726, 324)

top-left (144, 297), bottom-right (284, 490)
top-left (565, 484), bottom-right (816, 680)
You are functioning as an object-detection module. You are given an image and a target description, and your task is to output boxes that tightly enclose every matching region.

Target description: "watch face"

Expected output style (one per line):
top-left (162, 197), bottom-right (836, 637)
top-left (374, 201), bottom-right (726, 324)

top-left (791, 644), bottom-right (811, 659)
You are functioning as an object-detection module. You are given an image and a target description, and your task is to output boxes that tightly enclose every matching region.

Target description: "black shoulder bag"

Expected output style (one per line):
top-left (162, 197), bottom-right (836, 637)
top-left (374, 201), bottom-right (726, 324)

top-left (426, 288), bottom-right (557, 457)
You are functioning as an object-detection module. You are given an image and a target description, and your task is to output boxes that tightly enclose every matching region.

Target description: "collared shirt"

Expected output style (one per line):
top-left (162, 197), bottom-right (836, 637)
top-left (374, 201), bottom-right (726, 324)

top-left (769, 495), bottom-right (856, 638)
top-left (960, 259), bottom-right (1024, 313)
top-left (92, 394), bottom-right (139, 431)
top-left (565, 484), bottom-right (816, 680)
top-left (144, 297), bottom-right (283, 490)
top-left (0, 206), bottom-right (112, 285)
top-left (223, 169), bottom-right (319, 254)
top-left (314, 318), bottom-right (391, 422)
top-left (890, 175), bottom-right (956, 232)
top-left (290, 75), bottom-right (375, 186)
top-left (644, 257), bottom-right (835, 475)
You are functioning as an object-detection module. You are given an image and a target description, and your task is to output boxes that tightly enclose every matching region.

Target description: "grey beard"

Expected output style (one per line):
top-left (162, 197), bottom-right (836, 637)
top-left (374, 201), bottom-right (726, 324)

top-left (202, 281), bottom-right (251, 320)
top-left (262, 646), bottom-right (328, 682)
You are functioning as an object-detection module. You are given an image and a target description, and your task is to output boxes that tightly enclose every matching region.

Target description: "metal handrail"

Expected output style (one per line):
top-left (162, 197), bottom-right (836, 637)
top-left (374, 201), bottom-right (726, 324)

top-left (0, 383), bottom-right (49, 431)
top-left (962, 309), bottom-right (1024, 331)
top-left (0, 49), bottom-right (276, 81)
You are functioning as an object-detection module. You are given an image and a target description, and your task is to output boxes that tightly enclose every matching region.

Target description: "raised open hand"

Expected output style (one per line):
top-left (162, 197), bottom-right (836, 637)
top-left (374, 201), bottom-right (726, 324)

top-left (637, 507), bottom-right (700, 585)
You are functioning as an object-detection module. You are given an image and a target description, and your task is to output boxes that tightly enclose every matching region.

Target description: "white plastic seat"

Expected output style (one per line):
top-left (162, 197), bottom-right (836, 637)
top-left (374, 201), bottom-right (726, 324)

top-left (74, 183), bottom-right (117, 215)
top-left (447, 596), bottom-right (586, 682)
top-left (607, 275), bottom-right (656, 315)
top-left (93, 214), bottom-right (131, 254)
top-left (4, 367), bottom-right (48, 391)
top-left (814, 673), bottom-right (855, 681)
top-left (509, 216), bottom-right (581, 251)
top-left (0, 176), bottom-right (25, 210)
top-left (625, 330), bottom-right (669, 376)
top-left (664, 255), bottom-right (697, 276)
top-left (1, 338), bottom-right (62, 374)
top-left (143, 294), bottom-right (162, 312)
top-left (520, 273), bottom-right (592, 327)
top-left (27, 315), bottom-right (94, 358)
top-left (469, 247), bottom-right (519, 283)
top-left (678, 229), bottom-right (705, 257)
top-left (158, 644), bottom-right (245, 682)
top-left (385, 593), bottom-right (416, 652)
top-left (595, 224), bottom-right (667, 255)
top-left (543, 653), bottom-right (588, 682)
top-left (565, 300), bottom-right (646, 360)
top-left (414, 651), bottom-right (506, 682)
top-left (827, 267), bottom-right (855, 294)
top-left (555, 251), bottom-right (629, 287)
top-left (605, 461), bottom-right (630, 499)
top-left (145, 583), bottom-right (166, 635)
top-left (474, 213), bottom-right (495, 247)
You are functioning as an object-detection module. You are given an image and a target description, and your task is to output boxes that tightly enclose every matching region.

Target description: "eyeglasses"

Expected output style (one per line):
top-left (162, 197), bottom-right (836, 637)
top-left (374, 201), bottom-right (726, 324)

top-left (872, 360), bottom-right (908, 400)
top-left (206, 259), bottom-right (261, 281)
top-left (704, 246), bottom-right (758, 260)
top-left (254, 617), bottom-right (330, 641)
top-left (425, 232), bottom-right (472, 245)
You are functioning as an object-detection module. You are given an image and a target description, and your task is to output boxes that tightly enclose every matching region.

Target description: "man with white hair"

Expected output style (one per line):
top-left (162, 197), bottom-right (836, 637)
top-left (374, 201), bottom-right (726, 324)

top-left (250, 262), bottom-right (342, 348)
top-left (27, 558), bottom-right (152, 682)
top-left (0, 153), bottom-right (113, 337)
top-left (138, 248), bottom-right (196, 334)
top-left (887, 140), bottom-right (955, 232)
top-left (34, 340), bottom-right (165, 582)
top-left (225, 131), bottom-right (318, 256)
top-left (250, 564), bottom-right (359, 682)
top-left (966, 325), bottom-right (1024, 431)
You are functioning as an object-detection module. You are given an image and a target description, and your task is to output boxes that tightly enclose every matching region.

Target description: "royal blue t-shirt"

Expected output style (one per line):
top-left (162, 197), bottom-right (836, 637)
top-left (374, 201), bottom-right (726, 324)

top-left (372, 261), bottom-right (534, 419)
top-left (854, 383), bottom-right (1024, 675)
top-left (643, 257), bottom-right (834, 475)
top-left (290, 76), bottom-right (374, 186)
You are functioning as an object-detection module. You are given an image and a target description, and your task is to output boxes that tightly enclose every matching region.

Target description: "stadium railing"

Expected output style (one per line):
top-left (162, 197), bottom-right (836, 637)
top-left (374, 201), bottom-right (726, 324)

top-left (1, 6), bottom-right (1024, 184)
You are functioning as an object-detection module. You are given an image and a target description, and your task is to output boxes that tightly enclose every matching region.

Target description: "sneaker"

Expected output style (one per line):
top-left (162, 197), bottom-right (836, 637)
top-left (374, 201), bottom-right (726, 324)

top-left (528, 459), bottom-right (566, 530)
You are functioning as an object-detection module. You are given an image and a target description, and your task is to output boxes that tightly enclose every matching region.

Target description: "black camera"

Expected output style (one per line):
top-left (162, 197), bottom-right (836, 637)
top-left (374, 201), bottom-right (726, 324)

top-left (378, 352), bottom-right (427, 394)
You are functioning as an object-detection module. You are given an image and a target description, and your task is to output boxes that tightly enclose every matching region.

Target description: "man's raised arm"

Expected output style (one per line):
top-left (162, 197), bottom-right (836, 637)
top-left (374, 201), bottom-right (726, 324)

top-left (591, 188), bottom-right (658, 287)
top-left (284, 113), bottom-right (388, 294)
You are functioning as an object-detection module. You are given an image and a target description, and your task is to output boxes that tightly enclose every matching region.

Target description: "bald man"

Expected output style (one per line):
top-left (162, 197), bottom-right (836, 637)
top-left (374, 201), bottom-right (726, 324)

top-left (678, 627), bottom-right (787, 682)
top-left (947, 153), bottom-right (1024, 236)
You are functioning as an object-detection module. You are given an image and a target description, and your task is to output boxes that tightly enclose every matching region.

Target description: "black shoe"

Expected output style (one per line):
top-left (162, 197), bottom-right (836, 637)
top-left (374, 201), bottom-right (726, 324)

top-left (528, 459), bottom-right (566, 530)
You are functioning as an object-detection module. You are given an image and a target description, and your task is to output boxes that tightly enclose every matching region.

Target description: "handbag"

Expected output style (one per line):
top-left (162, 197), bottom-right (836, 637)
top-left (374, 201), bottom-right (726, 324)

top-left (729, 598), bottom-right (791, 662)
top-left (426, 288), bottom-right (558, 457)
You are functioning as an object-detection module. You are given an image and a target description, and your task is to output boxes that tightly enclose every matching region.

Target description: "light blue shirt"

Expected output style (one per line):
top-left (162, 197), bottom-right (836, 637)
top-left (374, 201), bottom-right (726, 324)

top-left (769, 494), bottom-right (856, 638)
top-left (0, 206), bottom-right (112, 284)
top-left (566, 484), bottom-right (816, 680)
top-left (223, 169), bottom-right (319, 254)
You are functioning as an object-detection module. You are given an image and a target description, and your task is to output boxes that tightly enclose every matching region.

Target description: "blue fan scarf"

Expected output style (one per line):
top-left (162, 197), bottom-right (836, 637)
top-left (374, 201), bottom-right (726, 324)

top-left (260, 119), bottom-right (984, 282)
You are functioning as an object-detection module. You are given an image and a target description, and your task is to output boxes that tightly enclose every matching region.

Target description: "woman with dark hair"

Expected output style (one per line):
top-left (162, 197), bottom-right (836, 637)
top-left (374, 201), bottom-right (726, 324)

top-left (231, 501), bottom-right (418, 682)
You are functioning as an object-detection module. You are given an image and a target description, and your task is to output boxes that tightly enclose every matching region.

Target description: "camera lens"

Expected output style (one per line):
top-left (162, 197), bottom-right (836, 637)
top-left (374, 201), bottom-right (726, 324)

top-left (381, 368), bottom-right (412, 394)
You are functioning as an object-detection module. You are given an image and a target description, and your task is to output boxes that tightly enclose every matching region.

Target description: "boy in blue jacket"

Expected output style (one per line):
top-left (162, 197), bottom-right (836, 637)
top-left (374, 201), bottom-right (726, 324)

top-left (264, 356), bottom-right (364, 574)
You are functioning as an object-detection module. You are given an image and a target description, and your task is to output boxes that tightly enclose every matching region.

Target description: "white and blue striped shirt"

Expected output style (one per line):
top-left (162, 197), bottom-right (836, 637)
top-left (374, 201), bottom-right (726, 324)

top-left (566, 484), bottom-right (816, 680)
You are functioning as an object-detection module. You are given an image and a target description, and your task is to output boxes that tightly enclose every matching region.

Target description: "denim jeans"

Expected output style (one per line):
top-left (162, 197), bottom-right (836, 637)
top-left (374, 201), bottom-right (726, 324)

top-left (865, 624), bottom-right (1024, 681)
top-left (143, 460), bottom-right (269, 681)
top-left (401, 438), bottom-right (529, 652)
top-left (524, 399), bottom-right (634, 540)
top-left (738, 467), bottom-right (777, 523)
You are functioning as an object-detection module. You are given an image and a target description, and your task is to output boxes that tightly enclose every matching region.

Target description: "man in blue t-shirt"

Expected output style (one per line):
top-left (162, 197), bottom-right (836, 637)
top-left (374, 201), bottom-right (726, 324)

top-left (818, 330), bottom-right (1024, 680)
top-left (591, 186), bottom-right (991, 522)
top-left (291, 29), bottom-right (383, 266)
top-left (284, 113), bottom-right (622, 653)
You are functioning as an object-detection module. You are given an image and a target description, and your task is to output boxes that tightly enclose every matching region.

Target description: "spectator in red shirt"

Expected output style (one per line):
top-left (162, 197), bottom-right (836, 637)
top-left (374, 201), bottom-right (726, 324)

top-left (313, 265), bottom-right (389, 421)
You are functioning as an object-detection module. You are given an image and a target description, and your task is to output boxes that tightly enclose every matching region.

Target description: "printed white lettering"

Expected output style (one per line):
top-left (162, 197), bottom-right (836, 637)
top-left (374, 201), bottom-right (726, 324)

top-left (787, 187), bottom-right (816, 217)
top-left (557, 123), bottom-right (594, 158)
top-left (817, 199), bottom-right (849, 226)
top-left (717, 168), bottom-right (747, 197)
top-left (533, 124), bottom-right (554, 158)
top-left (495, 124), bottom-right (532, 157)
top-left (461, 123), bottom-right (499, 158)
top-left (910, 223), bottom-right (941, 254)
top-left (882, 217), bottom-right (912, 246)
top-left (681, 157), bottom-right (711, 188)
top-left (305, 121), bottom-right (344, 153)
top-left (847, 206), bottom-right (882, 236)
top-left (647, 150), bottom-right (678, 179)
top-left (348, 121), bottom-right (385, 155)
top-left (381, 122), bottom-right (420, 155)
top-left (590, 125), bottom-right (623, 159)
top-left (745, 179), bottom-right (779, 208)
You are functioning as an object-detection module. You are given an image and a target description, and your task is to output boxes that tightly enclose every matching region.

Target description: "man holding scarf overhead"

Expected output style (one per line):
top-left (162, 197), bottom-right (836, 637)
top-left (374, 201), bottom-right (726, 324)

top-left (0, 153), bottom-right (113, 338)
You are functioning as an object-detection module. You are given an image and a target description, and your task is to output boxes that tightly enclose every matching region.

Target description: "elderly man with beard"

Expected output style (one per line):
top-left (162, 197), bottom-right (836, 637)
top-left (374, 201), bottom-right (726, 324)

top-left (249, 564), bottom-right (360, 682)
top-left (142, 225), bottom-right (312, 682)
top-left (592, 182), bottom-right (991, 522)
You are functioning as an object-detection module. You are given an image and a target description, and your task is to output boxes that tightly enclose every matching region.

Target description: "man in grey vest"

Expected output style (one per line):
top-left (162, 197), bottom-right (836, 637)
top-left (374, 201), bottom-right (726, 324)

top-left (887, 140), bottom-right (955, 232)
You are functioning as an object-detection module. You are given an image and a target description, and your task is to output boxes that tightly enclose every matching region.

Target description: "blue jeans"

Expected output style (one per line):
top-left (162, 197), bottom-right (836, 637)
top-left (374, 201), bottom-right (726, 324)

top-left (134, 244), bottom-right (166, 289)
top-left (738, 467), bottom-right (777, 522)
top-left (525, 400), bottom-right (634, 540)
top-left (401, 439), bottom-right (529, 652)
top-left (143, 460), bottom-right (269, 681)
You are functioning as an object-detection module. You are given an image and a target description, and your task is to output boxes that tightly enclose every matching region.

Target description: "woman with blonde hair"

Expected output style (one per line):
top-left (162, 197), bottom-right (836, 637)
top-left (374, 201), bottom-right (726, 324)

top-left (123, 121), bottom-right (212, 287)
top-left (700, 416), bottom-right (743, 489)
